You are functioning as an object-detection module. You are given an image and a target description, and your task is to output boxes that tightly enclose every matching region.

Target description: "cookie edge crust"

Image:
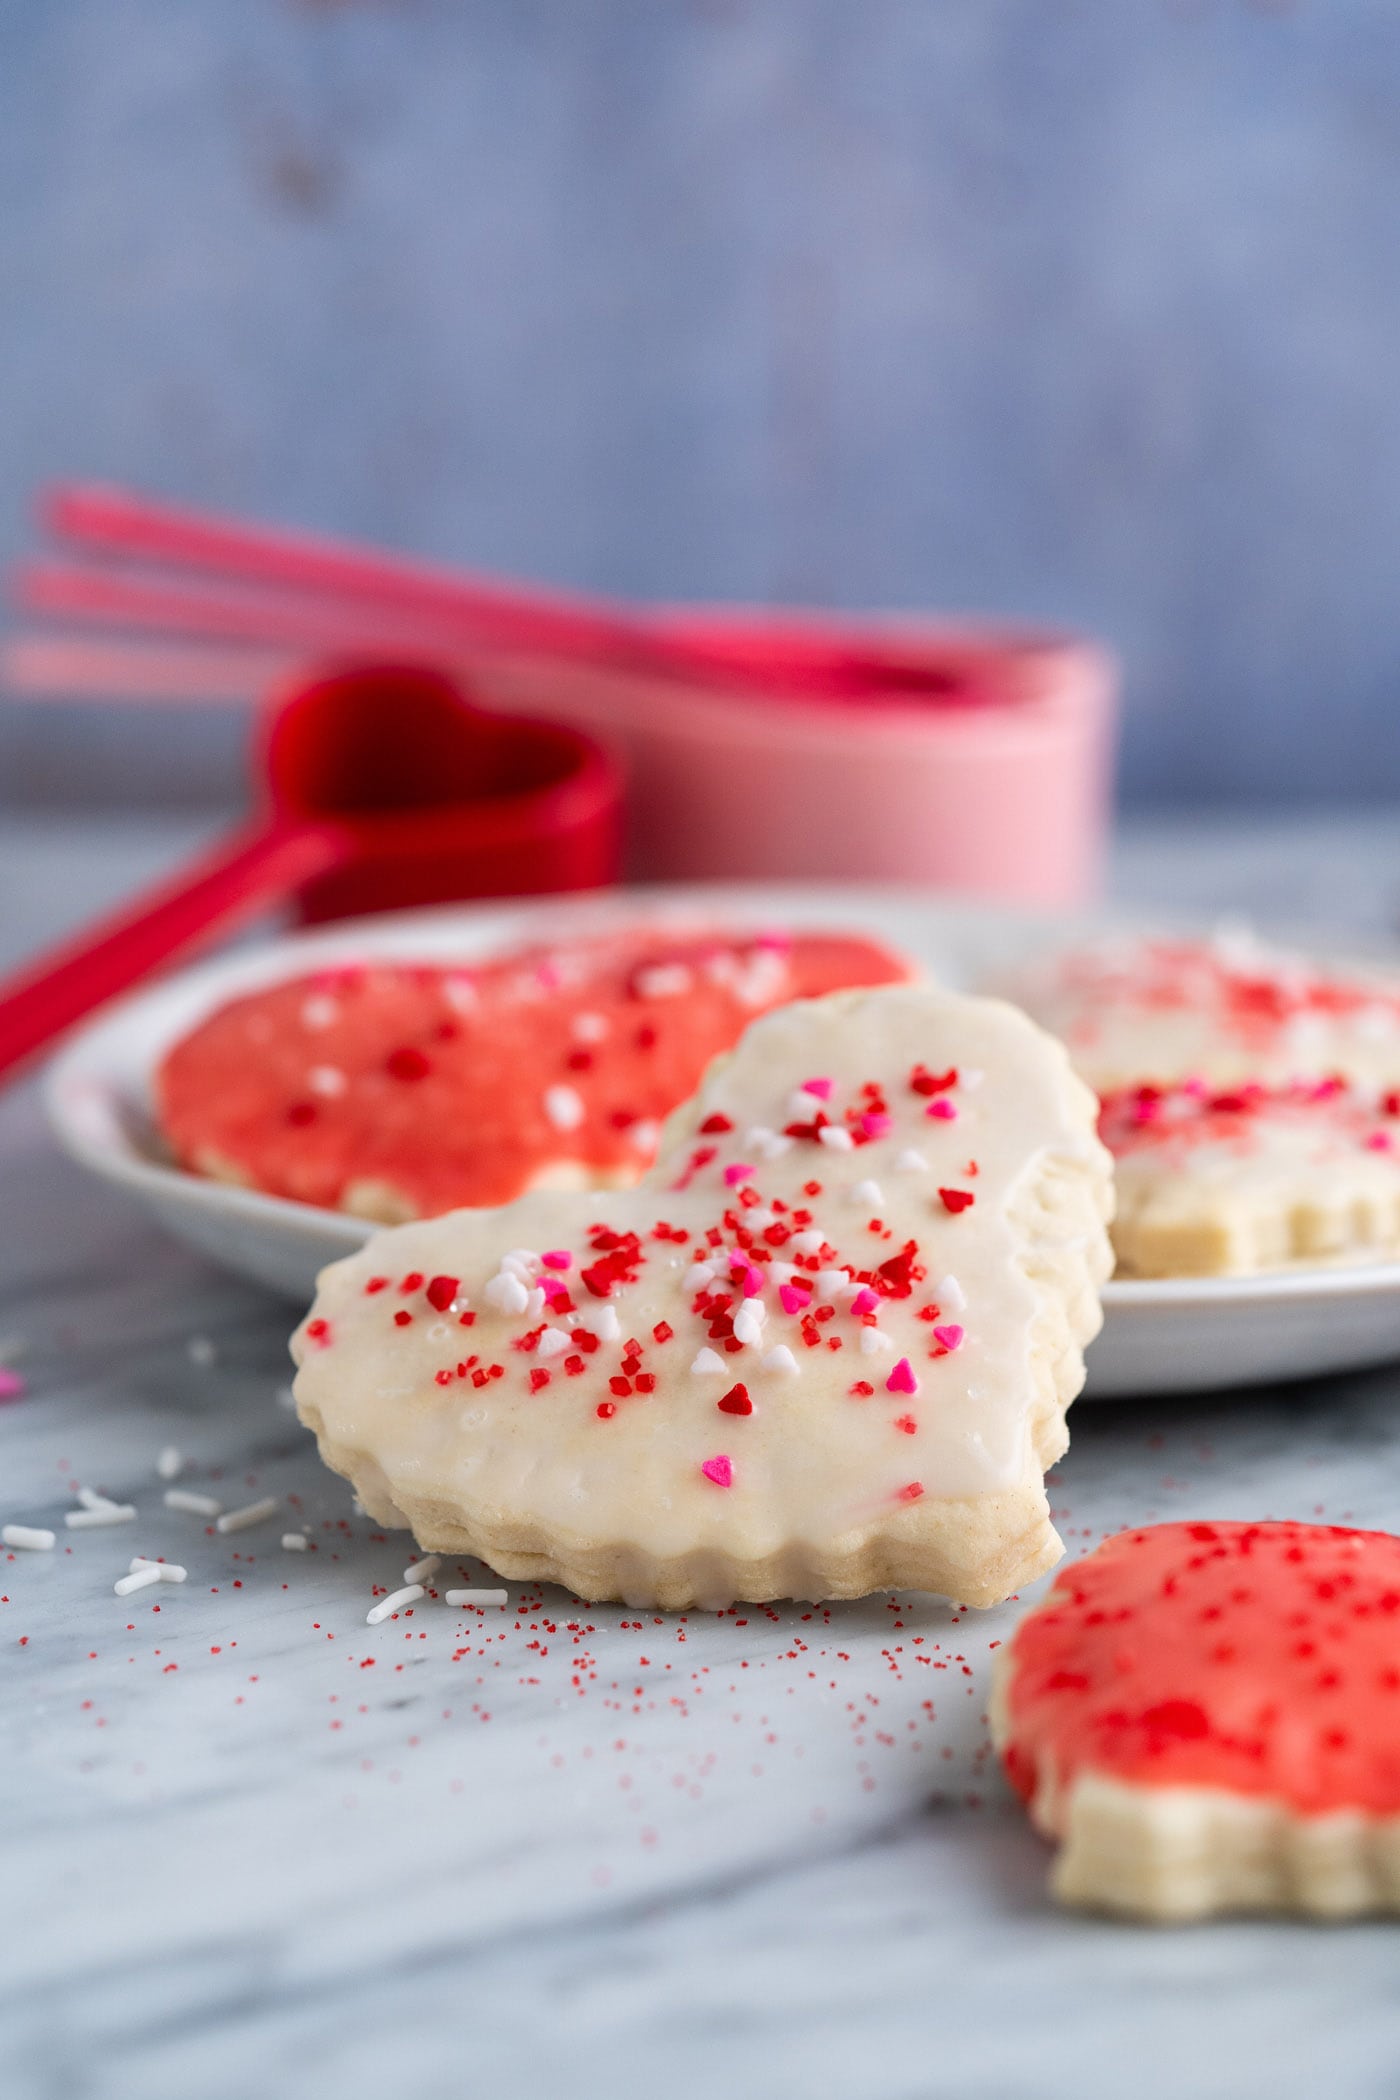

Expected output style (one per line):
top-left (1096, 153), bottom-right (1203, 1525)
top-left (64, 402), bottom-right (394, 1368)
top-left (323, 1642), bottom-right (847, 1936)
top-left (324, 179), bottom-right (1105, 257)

top-left (989, 1648), bottom-right (1400, 1920)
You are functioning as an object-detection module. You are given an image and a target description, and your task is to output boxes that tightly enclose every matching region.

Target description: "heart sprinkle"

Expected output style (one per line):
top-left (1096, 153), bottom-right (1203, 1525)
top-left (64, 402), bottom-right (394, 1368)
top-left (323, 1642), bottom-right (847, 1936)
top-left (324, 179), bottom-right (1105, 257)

top-left (717, 1384), bottom-right (753, 1415)
top-left (886, 1357), bottom-right (918, 1395)
top-left (701, 1454), bottom-right (734, 1487)
top-left (931, 1324), bottom-right (965, 1352)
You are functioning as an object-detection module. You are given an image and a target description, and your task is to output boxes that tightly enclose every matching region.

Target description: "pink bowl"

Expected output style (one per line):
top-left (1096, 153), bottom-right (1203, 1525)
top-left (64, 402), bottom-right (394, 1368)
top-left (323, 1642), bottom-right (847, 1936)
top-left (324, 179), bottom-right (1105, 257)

top-left (470, 618), bottom-right (1116, 908)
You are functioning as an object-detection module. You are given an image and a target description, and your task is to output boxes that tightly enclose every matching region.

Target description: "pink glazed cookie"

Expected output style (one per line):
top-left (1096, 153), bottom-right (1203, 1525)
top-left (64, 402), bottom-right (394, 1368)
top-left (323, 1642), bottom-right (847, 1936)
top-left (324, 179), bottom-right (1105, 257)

top-left (158, 927), bottom-right (911, 1222)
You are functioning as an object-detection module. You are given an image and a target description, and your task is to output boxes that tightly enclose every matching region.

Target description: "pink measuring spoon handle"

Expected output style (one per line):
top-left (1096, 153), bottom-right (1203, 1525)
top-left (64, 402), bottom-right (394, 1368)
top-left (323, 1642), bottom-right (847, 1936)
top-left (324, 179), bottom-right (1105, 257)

top-left (0, 819), bottom-right (348, 1083)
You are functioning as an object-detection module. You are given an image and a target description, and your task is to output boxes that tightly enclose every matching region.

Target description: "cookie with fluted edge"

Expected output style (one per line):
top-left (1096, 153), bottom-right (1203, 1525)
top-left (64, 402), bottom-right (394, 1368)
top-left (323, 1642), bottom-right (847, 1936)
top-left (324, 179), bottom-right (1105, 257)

top-left (992, 1520), bottom-right (1400, 1920)
top-left (290, 982), bottom-right (1112, 1611)
top-left (1102, 1078), bottom-right (1400, 1277)
top-left (1002, 932), bottom-right (1400, 1095)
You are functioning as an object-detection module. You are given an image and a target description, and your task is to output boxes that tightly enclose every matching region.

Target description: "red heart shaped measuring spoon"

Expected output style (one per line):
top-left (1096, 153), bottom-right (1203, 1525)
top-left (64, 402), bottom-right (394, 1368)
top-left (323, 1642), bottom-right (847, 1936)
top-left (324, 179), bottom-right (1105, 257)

top-left (0, 661), bottom-right (622, 1083)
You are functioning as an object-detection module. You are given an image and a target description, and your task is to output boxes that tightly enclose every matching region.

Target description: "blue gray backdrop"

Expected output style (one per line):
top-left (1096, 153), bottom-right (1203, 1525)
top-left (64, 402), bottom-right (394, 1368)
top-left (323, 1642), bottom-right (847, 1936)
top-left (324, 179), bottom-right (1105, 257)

top-left (2, 0), bottom-right (1398, 808)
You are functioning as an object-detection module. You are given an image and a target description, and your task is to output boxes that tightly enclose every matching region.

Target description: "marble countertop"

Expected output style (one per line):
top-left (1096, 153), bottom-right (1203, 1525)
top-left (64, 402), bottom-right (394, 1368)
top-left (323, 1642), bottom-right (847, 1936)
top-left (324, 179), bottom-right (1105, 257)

top-left (6, 811), bottom-right (1400, 2100)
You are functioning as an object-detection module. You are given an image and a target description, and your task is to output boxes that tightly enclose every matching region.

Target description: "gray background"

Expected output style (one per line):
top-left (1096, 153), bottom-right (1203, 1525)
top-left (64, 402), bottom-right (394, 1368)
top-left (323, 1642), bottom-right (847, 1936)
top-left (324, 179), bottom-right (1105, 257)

top-left (2, 0), bottom-right (1398, 810)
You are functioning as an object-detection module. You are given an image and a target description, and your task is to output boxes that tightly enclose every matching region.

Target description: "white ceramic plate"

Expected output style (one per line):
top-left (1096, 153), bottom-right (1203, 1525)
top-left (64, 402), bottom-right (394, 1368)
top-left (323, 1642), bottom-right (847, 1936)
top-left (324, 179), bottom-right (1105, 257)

top-left (43, 882), bottom-right (1400, 1399)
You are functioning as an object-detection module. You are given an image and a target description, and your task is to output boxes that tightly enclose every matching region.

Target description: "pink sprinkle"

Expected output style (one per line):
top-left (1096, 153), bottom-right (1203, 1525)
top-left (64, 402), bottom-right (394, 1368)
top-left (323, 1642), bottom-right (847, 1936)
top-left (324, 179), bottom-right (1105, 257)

top-left (1367, 1131), bottom-right (1393, 1152)
top-left (860, 1111), bottom-right (893, 1139)
top-left (849, 1287), bottom-right (879, 1316)
top-left (723, 1162), bottom-right (756, 1187)
top-left (701, 1455), bottom-right (733, 1488)
top-left (729, 1255), bottom-right (764, 1297)
top-left (779, 1283), bottom-right (812, 1315)
top-left (925, 1099), bottom-right (958, 1122)
top-left (931, 1323), bottom-right (965, 1352)
top-left (541, 1250), bottom-right (573, 1271)
top-left (540, 1274), bottom-right (569, 1304)
top-left (0, 1368), bottom-right (25, 1402)
top-left (802, 1078), bottom-right (834, 1101)
top-left (886, 1357), bottom-right (918, 1396)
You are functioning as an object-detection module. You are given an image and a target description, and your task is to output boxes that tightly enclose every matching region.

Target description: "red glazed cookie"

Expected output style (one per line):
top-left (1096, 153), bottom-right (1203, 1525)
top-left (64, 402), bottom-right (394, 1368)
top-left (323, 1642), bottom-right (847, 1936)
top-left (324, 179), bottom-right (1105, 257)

top-left (992, 1520), bottom-right (1400, 1918)
top-left (157, 928), bottom-right (911, 1220)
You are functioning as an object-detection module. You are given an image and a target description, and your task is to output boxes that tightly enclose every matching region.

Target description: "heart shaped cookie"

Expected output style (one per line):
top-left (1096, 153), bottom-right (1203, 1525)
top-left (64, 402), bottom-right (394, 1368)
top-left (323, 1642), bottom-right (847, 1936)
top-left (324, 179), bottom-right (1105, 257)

top-left (159, 926), bottom-right (909, 1220)
top-left (1002, 933), bottom-right (1400, 1094)
top-left (993, 1520), bottom-right (1400, 1919)
top-left (290, 982), bottom-right (1112, 1609)
top-left (1102, 1079), bottom-right (1400, 1276)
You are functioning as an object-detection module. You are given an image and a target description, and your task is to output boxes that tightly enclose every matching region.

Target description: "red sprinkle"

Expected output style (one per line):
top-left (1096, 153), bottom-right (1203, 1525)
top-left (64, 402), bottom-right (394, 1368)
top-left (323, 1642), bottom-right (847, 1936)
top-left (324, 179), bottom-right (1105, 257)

top-left (938, 1188), bottom-right (975, 1214)
top-left (386, 1046), bottom-right (432, 1082)
top-left (425, 1275), bottom-right (459, 1312)
top-left (717, 1383), bottom-right (753, 1415)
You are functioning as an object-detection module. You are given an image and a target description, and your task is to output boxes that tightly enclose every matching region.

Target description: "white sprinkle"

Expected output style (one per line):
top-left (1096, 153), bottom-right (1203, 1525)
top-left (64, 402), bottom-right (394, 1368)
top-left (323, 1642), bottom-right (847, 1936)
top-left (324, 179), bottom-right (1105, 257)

top-left (760, 1346), bottom-right (799, 1378)
top-left (572, 1010), bottom-right (609, 1043)
top-left (895, 1148), bottom-right (929, 1173)
top-left (301, 994), bottom-right (339, 1031)
top-left (746, 1126), bottom-right (793, 1162)
top-left (593, 1305), bottom-right (621, 1342)
top-left (818, 1125), bottom-right (855, 1152)
top-left (308, 1064), bottom-right (347, 1097)
top-left (282, 1533), bottom-right (309, 1551)
top-left (635, 963), bottom-right (692, 1000)
top-left (65, 1504), bottom-right (136, 1529)
top-left (215, 1496), bottom-right (280, 1535)
top-left (155, 1447), bottom-right (183, 1482)
top-left (733, 1301), bottom-right (766, 1348)
top-left (792, 1230), bottom-right (825, 1256)
top-left (536, 1326), bottom-right (572, 1360)
top-left (484, 1271), bottom-right (530, 1316)
top-left (188, 1336), bottom-right (216, 1367)
top-left (367, 1582), bottom-right (424, 1625)
top-left (684, 1262), bottom-right (716, 1292)
top-left (2, 1524), bottom-right (54, 1551)
top-left (630, 1119), bottom-right (660, 1154)
top-left (937, 1273), bottom-right (968, 1313)
top-left (164, 1488), bottom-right (223, 1517)
top-left (445, 1588), bottom-right (508, 1608)
top-left (115, 1566), bottom-right (162, 1598)
top-left (786, 1088), bottom-right (819, 1120)
top-left (76, 1486), bottom-right (122, 1512)
top-left (543, 1084), bottom-right (585, 1132)
top-left (769, 1261), bottom-right (798, 1288)
top-left (850, 1180), bottom-right (883, 1207)
top-left (815, 1268), bottom-right (850, 1301)
top-left (526, 1287), bottom-right (547, 1319)
top-left (503, 1248), bottom-right (540, 1273)
top-left (691, 1348), bottom-right (727, 1376)
top-left (403, 1555), bottom-right (440, 1586)
top-left (860, 1329), bottom-right (892, 1356)
top-left (744, 1207), bottom-right (776, 1231)
top-left (129, 1557), bottom-right (187, 1583)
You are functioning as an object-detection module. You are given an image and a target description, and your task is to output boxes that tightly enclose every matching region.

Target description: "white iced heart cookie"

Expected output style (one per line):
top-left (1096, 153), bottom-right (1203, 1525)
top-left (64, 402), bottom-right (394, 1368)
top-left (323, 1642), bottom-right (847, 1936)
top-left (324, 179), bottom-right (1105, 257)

top-left (290, 983), bottom-right (1113, 1609)
top-left (1001, 933), bottom-right (1400, 1094)
top-left (1103, 1079), bottom-right (1400, 1277)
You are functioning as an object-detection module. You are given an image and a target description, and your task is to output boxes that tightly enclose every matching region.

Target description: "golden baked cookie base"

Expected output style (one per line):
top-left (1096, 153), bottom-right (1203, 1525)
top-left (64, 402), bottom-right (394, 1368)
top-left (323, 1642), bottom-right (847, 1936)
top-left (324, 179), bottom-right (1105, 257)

top-left (1111, 1177), bottom-right (1400, 1279)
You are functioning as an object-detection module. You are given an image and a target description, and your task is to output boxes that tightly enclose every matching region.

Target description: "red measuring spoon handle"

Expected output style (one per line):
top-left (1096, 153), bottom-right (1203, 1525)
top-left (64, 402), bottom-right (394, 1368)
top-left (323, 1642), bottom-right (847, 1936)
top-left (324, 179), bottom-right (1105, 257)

top-left (0, 819), bottom-right (348, 1082)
